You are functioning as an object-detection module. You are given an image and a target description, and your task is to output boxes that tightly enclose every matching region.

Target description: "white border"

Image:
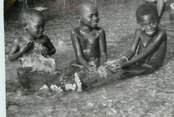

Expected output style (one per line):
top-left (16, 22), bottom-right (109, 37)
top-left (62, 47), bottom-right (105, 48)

top-left (0, 0), bottom-right (6, 117)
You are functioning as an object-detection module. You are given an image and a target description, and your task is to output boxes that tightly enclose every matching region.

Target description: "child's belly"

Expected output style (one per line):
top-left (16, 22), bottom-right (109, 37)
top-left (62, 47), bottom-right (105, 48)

top-left (83, 48), bottom-right (100, 61)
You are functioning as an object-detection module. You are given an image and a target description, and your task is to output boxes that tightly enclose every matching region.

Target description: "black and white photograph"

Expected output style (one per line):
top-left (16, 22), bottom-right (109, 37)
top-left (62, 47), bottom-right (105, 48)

top-left (4, 0), bottom-right (174, 116)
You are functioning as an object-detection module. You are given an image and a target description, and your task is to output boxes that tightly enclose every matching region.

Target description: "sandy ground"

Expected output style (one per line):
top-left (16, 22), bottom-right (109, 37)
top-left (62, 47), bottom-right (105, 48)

top-left (5, 0), bottom-right (174, 117)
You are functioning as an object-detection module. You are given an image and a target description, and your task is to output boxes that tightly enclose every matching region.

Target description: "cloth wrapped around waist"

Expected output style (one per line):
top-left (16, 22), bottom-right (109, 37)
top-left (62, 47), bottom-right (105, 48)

top-left (19, 53), bottom-right (56, 73)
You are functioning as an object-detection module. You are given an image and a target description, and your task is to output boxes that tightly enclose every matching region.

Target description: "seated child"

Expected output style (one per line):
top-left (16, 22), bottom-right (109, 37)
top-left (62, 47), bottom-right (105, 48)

top-left (71, 2), bottom-right (107, 70)
top-left (108, 3), bottom-right (167, 77)
top-left (8, 9), bottom-right (56, 91)
top-left (56, 2), bottom-right (108, 91)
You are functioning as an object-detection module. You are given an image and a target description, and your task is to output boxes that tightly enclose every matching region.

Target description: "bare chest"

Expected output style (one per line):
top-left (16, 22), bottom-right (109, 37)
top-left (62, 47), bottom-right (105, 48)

top-left (79, 30), bottom-right (100, 45)
top-left (139, 34), bottom-right (152, 48)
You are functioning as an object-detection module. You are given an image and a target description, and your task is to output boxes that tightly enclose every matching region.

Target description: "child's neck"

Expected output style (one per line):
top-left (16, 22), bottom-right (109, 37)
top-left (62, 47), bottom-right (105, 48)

top-left (80, 23), bottom-right (92, 32)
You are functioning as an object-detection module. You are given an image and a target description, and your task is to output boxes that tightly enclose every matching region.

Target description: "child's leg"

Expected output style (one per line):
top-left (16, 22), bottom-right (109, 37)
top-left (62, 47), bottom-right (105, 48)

top-left (57, 63), bottom-right (85, 91)
top-left (73, 64), bottom-right (155, 89)
top-left (17, 67), bottom-right (59, 92)
top-left (121, 64), bottom-right (155, 78)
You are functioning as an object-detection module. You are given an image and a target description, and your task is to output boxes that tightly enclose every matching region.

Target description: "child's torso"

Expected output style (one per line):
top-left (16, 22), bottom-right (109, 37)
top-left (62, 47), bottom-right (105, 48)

top-left (19, 36), bottom-right (47, 56)
top-left (77, 28), bottom-right (101, 61)
top-left (18, 36), bottom-right (56, 72)
top-left (136, 31), bottom-right (167, 67)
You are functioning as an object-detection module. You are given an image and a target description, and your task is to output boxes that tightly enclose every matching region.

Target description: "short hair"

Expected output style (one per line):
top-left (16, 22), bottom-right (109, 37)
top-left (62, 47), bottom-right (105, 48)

top-left (20, 8), bottom-right (45, 27)
top-left (136, 3), bottom-right (159, 23)
top-left (79, 2), bottom-right (98, 16)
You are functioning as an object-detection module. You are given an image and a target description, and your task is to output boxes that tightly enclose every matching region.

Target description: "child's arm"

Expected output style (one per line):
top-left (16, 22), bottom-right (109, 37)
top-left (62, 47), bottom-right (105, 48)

top-left (42, 36), bottom-right (56, 56)
top-left (71, 30), bottom-right (90, 70)
top-left (99, 29), bottom-right (107, 65)
top-left (8, 39), bottom-right (33, 61)
top-left (121, 30), bottom-right (167, 68)
top-left (121, 29), bottom-right (141, 61)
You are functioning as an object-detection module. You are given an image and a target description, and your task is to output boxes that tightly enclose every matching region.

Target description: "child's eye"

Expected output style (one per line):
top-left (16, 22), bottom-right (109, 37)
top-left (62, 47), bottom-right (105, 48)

top-left (89, 14), bottom-right (93, 18)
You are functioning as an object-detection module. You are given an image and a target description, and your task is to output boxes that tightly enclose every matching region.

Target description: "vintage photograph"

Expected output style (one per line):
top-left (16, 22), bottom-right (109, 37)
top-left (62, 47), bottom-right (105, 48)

top-left (5, 0), bottom-right (174, 116)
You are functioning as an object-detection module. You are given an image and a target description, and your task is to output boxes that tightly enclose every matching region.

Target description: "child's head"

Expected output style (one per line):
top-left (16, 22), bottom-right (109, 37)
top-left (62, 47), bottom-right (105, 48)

top-left (136, 3), bottom-right (159, 36)
top-left (20, 9), bottom-right (45, 38)
top-left (79, 2), bottom-right (99, 28)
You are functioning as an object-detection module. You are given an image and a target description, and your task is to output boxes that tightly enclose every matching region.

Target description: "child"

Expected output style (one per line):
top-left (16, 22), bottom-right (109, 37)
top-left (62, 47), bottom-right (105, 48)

top-left (8, 9), bottom-right (56, 91)
top-left (109, 3), bottom-right (167, 77)
top-left (56, 2), bottom-right (108, 91)
top-left (71, 2), bottom-right (107, 70)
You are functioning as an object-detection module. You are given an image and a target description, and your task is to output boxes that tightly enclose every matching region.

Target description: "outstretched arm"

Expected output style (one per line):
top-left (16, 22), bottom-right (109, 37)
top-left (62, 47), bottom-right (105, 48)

top-left (99, 29), bottom-right (107, 65)
top-left (121, 30), bottom-right (166, 68)
top-left (122, 29), bottom-right (141, 60)
top-left (71, 30), bottom-right (90, 69)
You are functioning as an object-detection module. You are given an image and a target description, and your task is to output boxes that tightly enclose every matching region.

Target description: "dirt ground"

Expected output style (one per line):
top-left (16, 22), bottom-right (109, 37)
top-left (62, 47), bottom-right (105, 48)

top-left (5, 0), bottom-right (174, 117)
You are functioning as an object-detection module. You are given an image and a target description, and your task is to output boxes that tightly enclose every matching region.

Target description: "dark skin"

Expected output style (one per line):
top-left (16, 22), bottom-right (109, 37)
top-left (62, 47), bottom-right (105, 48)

top-left (8, 17), bottom-right (56, 61)
top-left (71, 4), bottom-right (107, 70)
top-left (120, 14), bottom-right (167, 69)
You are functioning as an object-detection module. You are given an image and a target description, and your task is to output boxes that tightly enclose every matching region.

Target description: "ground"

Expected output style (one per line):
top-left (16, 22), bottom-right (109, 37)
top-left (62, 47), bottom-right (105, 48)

top-left (5, 0), bottom-right (174, 117)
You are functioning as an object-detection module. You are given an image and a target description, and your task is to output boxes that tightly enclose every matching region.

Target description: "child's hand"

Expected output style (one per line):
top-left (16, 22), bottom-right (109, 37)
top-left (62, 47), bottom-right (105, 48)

top-left (88, 66), bottom-right (97, 72)
top-left (89, 60), bottom-right (96, 67)
top-left (109, 63), bottom-right (121, 72)
top-left (119, 56), bottom-right (128, 64)
top-left (97, 66), bottom-right (107, 78)
top-left (105, 59), bottom-right (121, 72)
top-left (20, 41), bottom-right (34, 53)
top-left (87, 65), bottom-right (98, 77)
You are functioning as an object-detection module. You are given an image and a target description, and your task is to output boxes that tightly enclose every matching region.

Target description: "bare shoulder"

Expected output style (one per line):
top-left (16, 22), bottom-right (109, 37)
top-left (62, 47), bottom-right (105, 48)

top-left (156, 29), bottom-right (167, 41)
top-left (42, 35), bottom-right (49, 40)
top-left (71, 27), bottom-right (80, 35)
top-left (96, 27), bottom-right (105, 34)
top-left (41, 35), bottom-right (51, 43)
top-left (158, 29), bottom-right (167, 37)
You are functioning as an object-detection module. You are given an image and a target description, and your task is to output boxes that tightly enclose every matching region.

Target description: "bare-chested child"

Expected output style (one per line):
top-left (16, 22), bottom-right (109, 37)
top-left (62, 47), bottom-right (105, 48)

top-left (108, 3), bottom-right (167, 77)
top-left (71, 2), bottom-right (107, 70)
top-left (56, 2), bottom-right (107, 91)
top-left (8, 9), bottom-right (56, 91)
top-left (9, 9), bottom-right (55, 61)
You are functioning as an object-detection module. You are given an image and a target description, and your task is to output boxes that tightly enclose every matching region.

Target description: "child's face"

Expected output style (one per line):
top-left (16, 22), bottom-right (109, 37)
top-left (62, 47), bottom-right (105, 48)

top-left (138, 14), bottom-right (158, 36)
top-left (80, 6), bottom-right (99, 28)
top-left (26, 18), bottom-right (45, 38)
